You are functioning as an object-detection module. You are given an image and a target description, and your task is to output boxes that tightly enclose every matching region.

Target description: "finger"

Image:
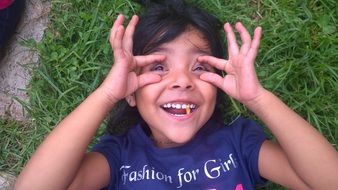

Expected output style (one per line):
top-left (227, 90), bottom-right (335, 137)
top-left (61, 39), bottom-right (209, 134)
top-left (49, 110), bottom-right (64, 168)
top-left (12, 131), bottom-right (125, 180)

top-left (123, 15), bottom-right (139, 52)
top-left (199, 72), bottom-right (225, 90)
top-left (246, 27), bottom-right (262, 62)
top-left (134, 54), bottom-right (167, 67)
top-left (112, 26), bottom-right (125, 61)
top-left (235, 22), bottom-right (252, 55)
top-left (138, 72), bottom-right (162, 87)
top-left (198, 55), bottom-right (229, 71)
top-left (109, 14), bottom-right (125, 46)
top-left (251, 27), bottom-right (262, 50)
top-left (224, 23), bottom-right (239, 58)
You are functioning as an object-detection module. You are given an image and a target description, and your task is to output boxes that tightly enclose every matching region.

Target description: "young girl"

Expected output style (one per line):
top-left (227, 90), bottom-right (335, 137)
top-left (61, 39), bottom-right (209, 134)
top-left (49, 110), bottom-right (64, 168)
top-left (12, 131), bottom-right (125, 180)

top-left (15, 0), bottom-right (338, 189)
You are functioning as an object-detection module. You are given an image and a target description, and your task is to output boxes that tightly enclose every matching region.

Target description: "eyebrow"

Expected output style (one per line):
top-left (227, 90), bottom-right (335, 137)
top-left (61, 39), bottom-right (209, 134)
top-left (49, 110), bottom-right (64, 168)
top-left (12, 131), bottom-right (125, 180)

top-left (151, 46), bottom-right (212, 55)
top-left (193, 48), bottom-right (212, 55)
top-left (151, 47), bottom-right (172, 54)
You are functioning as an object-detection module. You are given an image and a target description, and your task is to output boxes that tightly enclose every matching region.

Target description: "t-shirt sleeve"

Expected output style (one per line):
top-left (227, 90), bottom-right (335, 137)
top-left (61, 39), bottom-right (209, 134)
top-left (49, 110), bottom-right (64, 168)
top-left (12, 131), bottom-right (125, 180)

top-left (232, 117), bottom-right (268, 184)
top-left (92, 134), bottom-right (122, 185)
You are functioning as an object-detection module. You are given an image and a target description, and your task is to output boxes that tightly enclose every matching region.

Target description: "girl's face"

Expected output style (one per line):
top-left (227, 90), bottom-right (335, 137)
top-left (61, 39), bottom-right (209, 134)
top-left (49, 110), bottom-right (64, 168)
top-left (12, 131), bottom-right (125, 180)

top-left (133, 29), bottom-right (217, 148)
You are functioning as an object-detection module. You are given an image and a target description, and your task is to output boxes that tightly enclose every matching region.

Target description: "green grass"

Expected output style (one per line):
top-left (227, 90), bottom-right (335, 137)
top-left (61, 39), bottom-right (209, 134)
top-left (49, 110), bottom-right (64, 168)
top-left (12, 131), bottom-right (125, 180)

top-left (0, 119), bottom-right (43, 175)
top-left (1, 0), bottom-right (337, 189)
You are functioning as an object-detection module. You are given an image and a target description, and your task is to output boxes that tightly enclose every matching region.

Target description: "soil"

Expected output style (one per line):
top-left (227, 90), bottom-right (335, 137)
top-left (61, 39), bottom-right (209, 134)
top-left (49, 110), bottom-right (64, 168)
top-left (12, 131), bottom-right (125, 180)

top-left (0, 0), bottom-right (50, 121)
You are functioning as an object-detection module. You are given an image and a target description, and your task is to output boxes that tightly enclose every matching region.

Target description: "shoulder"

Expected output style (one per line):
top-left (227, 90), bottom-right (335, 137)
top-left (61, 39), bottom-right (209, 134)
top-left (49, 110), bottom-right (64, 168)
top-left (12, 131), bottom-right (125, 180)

top-left (228, 116), bottom-right (267, 145)
top-left (208, 116), bottom-right (268, 161)
top-left (92, 133), bottom-right (124, 153)
top-left (227, 116), bottom-right (263, 128)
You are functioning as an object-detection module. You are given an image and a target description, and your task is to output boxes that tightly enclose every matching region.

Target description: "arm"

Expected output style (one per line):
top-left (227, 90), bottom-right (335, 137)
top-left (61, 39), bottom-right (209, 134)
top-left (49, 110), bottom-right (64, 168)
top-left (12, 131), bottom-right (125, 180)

top-left (15, 89), bottom-right (114, 190)
top-left (15, 14), bottom-right (165, 190)
top-left (250, 89), bottom-right (338, 190)
top-left (198, 22), bottom-right (338, 189)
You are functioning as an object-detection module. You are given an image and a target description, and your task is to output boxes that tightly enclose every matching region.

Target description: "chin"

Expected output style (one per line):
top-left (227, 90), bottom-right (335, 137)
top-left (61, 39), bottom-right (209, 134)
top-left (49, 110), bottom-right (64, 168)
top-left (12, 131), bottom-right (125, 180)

top-left (170, 131), bottom-right (197, 145)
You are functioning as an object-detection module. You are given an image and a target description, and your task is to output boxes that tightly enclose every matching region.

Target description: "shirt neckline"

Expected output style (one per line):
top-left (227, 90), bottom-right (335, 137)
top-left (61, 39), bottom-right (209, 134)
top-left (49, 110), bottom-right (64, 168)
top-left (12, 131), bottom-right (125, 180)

top-left (134, 119), bottom-right (220, 155)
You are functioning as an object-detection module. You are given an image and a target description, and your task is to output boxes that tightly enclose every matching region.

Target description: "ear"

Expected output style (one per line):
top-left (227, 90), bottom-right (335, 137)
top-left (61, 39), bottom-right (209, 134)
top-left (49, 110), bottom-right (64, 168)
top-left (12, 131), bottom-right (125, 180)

top-left (125, 94), bottom-right (136, 107)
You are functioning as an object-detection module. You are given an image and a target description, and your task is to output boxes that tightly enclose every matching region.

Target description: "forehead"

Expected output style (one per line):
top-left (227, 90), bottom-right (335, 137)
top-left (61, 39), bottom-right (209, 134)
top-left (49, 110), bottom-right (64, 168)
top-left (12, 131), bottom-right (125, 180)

top-left (153, 27), bottom-right (211, 54)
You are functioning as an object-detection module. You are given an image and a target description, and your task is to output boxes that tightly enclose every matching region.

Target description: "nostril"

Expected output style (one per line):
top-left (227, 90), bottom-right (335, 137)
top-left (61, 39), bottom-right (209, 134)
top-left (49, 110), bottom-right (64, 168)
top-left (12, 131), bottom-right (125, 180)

top-left (172, 85), bottom-right (180, 89)
top-left (186, 85), bottom-right (192, 89)
top-left (170, 73), bottom-right (194, 90)
top-left (171, 84), bottom-right (193, 89)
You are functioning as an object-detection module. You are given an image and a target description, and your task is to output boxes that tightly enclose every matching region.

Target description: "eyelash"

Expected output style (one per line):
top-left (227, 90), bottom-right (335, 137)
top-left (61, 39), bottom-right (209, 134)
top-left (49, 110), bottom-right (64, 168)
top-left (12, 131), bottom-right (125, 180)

top-left (150, 63), bottom-right (166, 72)
top-left (148, 63), bottom-right (212, 73)
top-left (193, 63), bottom-right (211, 72)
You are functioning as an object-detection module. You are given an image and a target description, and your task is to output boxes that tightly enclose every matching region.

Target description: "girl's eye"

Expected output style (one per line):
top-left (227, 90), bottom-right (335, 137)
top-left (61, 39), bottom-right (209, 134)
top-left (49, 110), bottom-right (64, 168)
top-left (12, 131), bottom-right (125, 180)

top-left (193, 64), bottom-right (210, 72)
top-left (150, 64), bottom-right (166, 72)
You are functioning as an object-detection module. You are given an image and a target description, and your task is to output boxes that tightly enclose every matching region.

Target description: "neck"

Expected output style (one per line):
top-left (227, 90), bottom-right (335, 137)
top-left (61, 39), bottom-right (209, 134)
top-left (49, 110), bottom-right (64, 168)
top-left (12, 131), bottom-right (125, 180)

top-left (150, 135), bottom-right (182, 148)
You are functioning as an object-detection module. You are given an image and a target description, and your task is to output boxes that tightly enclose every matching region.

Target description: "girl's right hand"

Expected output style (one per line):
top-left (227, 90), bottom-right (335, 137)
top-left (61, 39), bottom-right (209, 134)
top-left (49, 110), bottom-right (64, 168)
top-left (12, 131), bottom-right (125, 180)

top-left (98, 15), bottom-right (166, 105)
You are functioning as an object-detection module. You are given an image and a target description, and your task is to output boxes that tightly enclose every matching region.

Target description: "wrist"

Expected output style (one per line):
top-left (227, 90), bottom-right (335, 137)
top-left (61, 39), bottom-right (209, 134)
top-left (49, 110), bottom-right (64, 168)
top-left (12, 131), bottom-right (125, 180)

top-left (92, 88), bottom-right (118, 111)
top-left (244, 88), bottom-right (274, 114)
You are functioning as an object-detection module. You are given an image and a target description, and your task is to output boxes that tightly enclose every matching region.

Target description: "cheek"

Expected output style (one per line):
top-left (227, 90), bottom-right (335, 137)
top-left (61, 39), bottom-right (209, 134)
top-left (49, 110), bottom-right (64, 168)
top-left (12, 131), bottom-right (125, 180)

top-left (134, 89), bottom-right (150, 120)
top-left (134, 84), bottom-right (162, 107)
top-left (135, 87), bottom-right (150, 105)
top-left (209, 87), bottom-right (218, 110)
top-left (201, 82), bottom-right (218, 113)
top-left (199, 81), bottom-right (217, 99)
top-left (134, 85), bottom-right (163, 125)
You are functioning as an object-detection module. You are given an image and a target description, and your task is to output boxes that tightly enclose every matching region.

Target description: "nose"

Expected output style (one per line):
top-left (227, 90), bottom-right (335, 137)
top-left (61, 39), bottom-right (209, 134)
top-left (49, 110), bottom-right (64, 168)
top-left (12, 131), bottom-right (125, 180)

top-left (169, 70), bottom-right (194, 90)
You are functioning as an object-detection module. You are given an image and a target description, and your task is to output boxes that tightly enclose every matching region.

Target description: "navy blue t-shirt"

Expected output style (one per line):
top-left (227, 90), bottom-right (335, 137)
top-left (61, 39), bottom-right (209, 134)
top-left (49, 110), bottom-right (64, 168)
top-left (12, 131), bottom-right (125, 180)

top-left (92, 117), bottom-right (267, 190)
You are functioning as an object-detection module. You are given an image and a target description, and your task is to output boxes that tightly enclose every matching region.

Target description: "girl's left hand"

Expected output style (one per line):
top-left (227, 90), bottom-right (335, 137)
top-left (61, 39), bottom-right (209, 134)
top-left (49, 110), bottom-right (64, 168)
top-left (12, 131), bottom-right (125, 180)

top-left (198, 22), bottom-right (264, 106)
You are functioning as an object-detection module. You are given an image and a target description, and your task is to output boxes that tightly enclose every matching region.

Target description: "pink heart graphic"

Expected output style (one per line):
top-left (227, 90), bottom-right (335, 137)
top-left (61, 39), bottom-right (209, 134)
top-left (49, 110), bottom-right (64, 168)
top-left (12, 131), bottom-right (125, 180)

top-left (235, 184), bottom-right (244, 190)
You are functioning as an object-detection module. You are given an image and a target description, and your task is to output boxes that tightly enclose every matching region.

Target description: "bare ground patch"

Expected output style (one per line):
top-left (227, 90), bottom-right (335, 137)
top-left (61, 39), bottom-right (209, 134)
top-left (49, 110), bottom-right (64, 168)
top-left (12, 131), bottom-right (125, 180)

top-left (0, 0), bottom-right (50, 121)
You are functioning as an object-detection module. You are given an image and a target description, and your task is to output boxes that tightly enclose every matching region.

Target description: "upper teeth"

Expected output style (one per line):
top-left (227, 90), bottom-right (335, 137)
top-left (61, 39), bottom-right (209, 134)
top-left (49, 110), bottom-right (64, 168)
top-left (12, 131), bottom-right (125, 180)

top-left (162, 103), bottom-right (196, 109)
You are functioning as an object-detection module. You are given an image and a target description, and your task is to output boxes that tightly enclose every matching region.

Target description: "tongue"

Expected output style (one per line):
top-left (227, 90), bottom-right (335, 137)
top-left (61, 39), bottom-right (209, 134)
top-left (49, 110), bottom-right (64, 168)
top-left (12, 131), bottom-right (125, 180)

top-left (164, 108), bottom-right (187, 115)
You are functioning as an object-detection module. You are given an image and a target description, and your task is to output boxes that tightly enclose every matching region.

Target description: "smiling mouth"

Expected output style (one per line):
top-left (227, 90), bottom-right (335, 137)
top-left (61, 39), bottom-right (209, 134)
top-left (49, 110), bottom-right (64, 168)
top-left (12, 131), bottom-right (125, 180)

top-left (161, 103), bottom-right (197, 115)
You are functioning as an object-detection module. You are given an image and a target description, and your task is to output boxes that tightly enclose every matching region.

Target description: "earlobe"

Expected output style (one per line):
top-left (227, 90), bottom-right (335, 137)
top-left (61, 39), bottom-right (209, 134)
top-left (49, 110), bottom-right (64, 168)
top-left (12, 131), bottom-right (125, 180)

top-left (126, 94), bottom-right (136, 107)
